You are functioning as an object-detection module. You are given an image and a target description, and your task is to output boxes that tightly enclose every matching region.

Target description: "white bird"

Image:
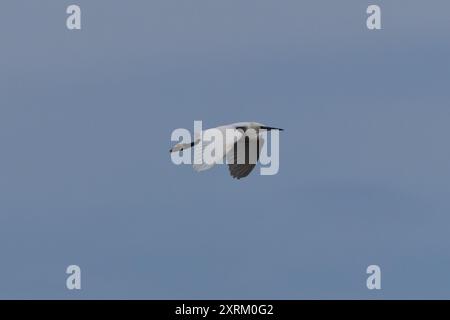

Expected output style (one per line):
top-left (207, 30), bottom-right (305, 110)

top-left (170, 122), bottom-right (283, 179)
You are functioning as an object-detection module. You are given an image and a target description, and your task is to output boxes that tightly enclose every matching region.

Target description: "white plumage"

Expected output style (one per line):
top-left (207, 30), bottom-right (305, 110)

top-left (170, 122), bottom-right (283, 179)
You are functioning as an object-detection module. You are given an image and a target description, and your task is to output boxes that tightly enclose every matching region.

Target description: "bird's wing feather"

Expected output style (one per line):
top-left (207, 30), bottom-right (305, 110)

top-left (193, 127), bottom-right (245, 172)
top-left (227, 134), bottom-right (264, 179)
top-left (193, 139), bottom-right (215, 171)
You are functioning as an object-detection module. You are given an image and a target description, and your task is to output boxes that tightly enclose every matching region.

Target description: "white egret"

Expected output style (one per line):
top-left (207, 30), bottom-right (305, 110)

top-left (169, 122), bottom-right (283, 179)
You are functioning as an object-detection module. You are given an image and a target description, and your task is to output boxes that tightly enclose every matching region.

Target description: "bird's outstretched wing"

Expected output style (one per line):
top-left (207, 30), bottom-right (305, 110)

top-left (226, 134), bottom-right (264, 179)
top-left (193, 127), bottom-right (245, 172)
top-left (193, 138), bottom-right (216, 172)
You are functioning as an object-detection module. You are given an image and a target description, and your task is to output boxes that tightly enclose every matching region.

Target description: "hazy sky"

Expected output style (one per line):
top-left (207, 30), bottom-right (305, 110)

top-left (1, 0), bottom-right (450, 299)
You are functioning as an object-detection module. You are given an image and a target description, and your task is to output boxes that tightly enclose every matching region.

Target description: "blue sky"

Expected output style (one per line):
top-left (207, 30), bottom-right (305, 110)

top-left (1, 0), bottom-right (450, 298)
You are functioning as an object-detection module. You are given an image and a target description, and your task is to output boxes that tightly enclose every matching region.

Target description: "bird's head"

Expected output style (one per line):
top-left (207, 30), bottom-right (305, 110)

top-left (234, 122), bottom-right (284, 132)
top-left (255, 122), bottom-right (284, 131)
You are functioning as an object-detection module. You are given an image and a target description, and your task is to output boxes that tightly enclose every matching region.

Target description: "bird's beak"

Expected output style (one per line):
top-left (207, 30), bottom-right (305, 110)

top-left (261, 126), bottom-right (284, 131)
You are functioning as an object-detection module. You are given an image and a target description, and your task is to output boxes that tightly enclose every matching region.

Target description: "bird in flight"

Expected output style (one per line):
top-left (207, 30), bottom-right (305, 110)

top-left (170, 122), bottom-right (283, 179)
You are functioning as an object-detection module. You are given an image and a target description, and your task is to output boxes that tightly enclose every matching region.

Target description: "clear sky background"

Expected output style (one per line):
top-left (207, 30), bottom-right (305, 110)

top-left (1, 0), bottom-right (450, 299)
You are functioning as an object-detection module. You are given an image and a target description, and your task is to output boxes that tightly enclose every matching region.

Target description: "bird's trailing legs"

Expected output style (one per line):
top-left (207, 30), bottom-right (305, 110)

top-left (169, 140), bottom-right (198, 153)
